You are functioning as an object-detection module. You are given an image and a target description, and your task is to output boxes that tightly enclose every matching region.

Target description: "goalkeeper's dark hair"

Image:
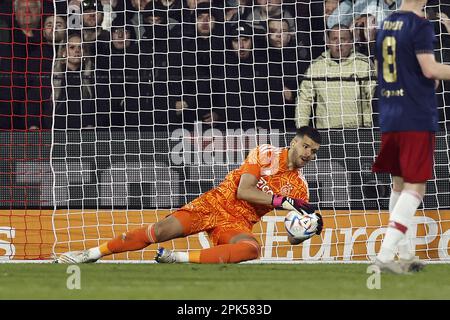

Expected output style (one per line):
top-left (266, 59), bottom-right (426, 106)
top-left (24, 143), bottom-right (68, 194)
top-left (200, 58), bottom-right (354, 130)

top-left (295, 126), bottom-right (322, 145)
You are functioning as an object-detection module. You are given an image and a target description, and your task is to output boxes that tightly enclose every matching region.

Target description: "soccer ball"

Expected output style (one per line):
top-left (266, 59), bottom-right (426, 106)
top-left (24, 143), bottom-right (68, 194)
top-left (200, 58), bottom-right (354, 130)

top-left (284, 210), bottom-right (319, 240)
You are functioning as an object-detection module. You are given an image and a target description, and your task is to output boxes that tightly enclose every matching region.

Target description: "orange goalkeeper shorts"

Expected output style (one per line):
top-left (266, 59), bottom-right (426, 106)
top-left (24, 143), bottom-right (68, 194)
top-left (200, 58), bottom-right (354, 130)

top-left (170, 208), bottom-right (256, 246)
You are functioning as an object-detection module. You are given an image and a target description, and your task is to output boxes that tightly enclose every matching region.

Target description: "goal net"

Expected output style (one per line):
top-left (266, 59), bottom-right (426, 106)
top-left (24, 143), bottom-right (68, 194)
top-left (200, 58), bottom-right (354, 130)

top-left (0, 0), bottom-right (449, 262)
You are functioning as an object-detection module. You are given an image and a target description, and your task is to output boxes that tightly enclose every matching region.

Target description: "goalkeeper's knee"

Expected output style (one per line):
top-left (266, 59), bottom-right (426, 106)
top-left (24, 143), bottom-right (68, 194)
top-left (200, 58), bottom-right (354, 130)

top-left (229, 240), bottom-right (261, 263)
top-left (198, 240), bottom-right (261, 263)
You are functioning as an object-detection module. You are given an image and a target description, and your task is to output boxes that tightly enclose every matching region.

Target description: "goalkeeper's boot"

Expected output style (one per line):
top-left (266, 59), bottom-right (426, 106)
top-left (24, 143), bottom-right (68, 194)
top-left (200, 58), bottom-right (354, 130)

top-left (373, 258), bottom-right (405, 274)
top-left (398, 257), bottom-right (425, 273)
top-left (155, 248), bottom-right (176, 263)
top-left (56, 250), bottom-right (98, 264)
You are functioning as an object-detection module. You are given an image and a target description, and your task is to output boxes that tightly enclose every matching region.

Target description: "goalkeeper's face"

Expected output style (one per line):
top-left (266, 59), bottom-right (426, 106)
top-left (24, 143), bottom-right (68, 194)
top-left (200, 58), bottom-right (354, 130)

top-left (289, 135), bottom-right (320, 169)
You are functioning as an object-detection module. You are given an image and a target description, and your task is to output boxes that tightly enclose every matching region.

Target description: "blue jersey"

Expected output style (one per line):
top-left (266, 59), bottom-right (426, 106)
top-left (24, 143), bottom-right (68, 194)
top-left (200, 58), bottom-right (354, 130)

top-left (376, 11), bottom-right (438, 132)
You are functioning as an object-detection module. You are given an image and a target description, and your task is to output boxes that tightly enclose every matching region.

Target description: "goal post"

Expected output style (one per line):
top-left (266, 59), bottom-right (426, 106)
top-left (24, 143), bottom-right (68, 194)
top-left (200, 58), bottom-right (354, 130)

top-left (0, 0), bottom-right (449, 262)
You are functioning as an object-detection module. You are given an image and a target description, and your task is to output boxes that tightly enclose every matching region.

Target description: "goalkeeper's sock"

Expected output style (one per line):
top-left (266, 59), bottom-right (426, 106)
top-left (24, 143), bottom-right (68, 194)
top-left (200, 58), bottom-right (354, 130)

top-left (159, 251), bottom-right (192, 263)
top-left (90, 224), bottom-right (156, 258)
top-left (188, 241), bottom-right (260, 264)
top-left (378, 190), bottom-right (422, 263)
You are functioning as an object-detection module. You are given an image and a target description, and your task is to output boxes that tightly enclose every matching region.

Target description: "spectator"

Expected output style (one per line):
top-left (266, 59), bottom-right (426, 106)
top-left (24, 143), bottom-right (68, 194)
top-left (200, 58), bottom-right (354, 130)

top-left (99, 0), bottom-right (121, 30)
top-left (80, 0), bottom-right (110, 57)
top-left (267, 16), bottom-right (309, 75)
top-left (182, 0), bottom-right (213, 23)
top-left (182, 3), bottom-right (225, 125)
top-left (43, 14), bottom-right (67, 49)
top-left (308, 0), bottom-right (342, 59)
top-left (262, 17), bottom-right (309, 131)
top-left (295, 24), bottom-right (375, 129)
top-left (43, 15), bottom-right (66, 44)
top-left (53, 32), bottom-right (95, 129)
top-left (327, 0), bottom-right (402, 57)
top-left (155, 0), bottom-right (183, 24)
top-left (141, 1), bottom-right (183, 130)
top-left (223, 0), bottom-right (251, 22)
top-left (0, 0), bottom-right (50, 130)
top-left (213, 21), bottom-right (268, 130)
top-left (191, 1), bottom-right (224, 37)
top-left (41, 14), bottom-right (68, 129)
top-left (325, 0), bottom-right (340, 24)
top-left (327, 0), bottom-right (402, 29)
top-left (141, 1), bottom-right (182, 81)
top-left (241, 0), bottom-right (295, 35)
top-left (127, 0), bottom-right (153, 39)
top-left (96, 16), bottom-right (142, 128)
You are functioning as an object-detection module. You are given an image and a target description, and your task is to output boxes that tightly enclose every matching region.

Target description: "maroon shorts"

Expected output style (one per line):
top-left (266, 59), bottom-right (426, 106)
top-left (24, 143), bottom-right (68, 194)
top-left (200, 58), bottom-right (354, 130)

top-left (372, 131), bottom-right (435, 183)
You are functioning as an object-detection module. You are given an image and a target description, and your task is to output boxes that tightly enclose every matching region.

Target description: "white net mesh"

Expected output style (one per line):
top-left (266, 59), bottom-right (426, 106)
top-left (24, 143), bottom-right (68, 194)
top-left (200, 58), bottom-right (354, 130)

top-left (0, 0), bottom-right (448, 261)
top-left (50, 0), bottom-right (450, 262)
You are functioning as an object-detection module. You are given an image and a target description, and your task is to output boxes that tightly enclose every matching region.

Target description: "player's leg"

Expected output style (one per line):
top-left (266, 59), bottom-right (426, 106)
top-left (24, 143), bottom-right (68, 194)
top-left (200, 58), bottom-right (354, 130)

top-left (371, 133), bottom-right (413, 273)
top-left (157, 229), bottom-right (261, 264)
top-left (389, 176), bottom-right (411, 260)
top-left (56, 213), bottom-right (187, 263)
top-left (191, 231), bottom-right (260, 264)
top-left (390, 176), bottom-right (424, 270)
top-left (99, 215), bottom-right (185, 255)
top-left (375, 132), bottom-right (433, 272)
top-left (396, 182), bottom-right (427, 272)
top-left (390, 176), bottom-right (404, 212)
top-left (377, 180), bottom-right (424, 260)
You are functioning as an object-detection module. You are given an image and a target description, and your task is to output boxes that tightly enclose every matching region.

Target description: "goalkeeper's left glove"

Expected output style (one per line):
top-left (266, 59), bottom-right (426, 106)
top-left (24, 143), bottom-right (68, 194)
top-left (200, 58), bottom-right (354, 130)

top-left (271, 195), bottom-right (315, 215)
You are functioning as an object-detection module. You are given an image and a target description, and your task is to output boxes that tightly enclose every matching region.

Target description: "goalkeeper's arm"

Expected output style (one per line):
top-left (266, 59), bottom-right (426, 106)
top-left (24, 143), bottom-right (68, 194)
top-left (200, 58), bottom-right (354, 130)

top-left (236, 173), bottom-right (274, 205)
top-left (237, 174), bottom-right (314, 214)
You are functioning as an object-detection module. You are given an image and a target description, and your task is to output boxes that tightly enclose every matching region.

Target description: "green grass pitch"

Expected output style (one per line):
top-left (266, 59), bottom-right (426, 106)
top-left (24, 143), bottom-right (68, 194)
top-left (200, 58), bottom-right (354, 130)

top-left (0, 264), bottom-right (448, 300)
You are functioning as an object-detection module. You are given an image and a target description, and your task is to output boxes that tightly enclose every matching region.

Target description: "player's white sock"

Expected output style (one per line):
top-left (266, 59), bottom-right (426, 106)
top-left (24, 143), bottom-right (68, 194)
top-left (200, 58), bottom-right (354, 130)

top-left (377, 190), bottom-right (422, 263)
top-left (389, 190), bottom-right (401, 213)
top-left (378, 227), bottom-right (404, 263)
top-left (389, 190), bottom-right (414, 260)
top-left (397, 230), bottom-right (414, 260)
top-left (377, 189), bottom-right (404, 262)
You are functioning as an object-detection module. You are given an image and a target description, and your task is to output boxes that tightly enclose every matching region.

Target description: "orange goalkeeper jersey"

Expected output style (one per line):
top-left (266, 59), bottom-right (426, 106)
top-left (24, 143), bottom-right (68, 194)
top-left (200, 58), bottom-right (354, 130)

top-left (181, 144), bottom-right (309, 225)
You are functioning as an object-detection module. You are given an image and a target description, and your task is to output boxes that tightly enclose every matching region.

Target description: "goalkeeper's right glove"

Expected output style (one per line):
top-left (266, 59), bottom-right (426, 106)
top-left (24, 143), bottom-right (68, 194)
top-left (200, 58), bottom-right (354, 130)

top-left (315, 213), bottom-right (324, 235)
top-left (271, 195), bottom-right (315, 215)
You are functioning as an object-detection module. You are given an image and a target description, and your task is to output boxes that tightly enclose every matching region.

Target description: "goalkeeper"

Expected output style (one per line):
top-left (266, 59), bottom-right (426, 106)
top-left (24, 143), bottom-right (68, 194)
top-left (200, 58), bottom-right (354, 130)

top-left (57, 126), bottom-right (323, 264)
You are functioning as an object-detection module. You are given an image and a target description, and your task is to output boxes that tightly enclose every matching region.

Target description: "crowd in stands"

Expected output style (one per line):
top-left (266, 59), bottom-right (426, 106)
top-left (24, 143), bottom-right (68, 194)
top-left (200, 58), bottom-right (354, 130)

top-left (0, 0), bottom-right (449, 131)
